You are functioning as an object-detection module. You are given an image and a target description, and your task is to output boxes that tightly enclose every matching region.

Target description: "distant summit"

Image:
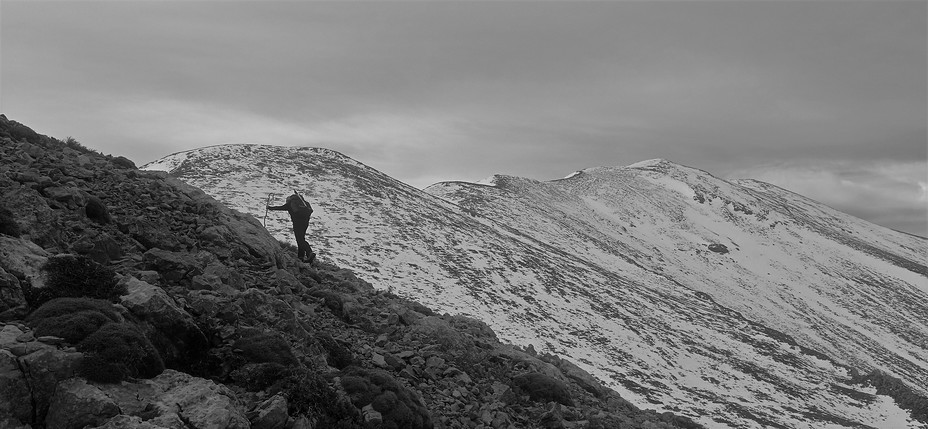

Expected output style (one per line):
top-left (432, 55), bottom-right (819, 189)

top-left (145, 143), bottom-right (928, 428)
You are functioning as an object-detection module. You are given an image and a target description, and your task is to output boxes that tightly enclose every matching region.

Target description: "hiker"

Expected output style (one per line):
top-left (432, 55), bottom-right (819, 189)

top-left (267, 192), bottom-right (316, 263)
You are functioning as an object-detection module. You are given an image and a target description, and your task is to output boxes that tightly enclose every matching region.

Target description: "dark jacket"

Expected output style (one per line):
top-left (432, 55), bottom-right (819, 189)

top-left (268, 195), bottom-right (313, 222)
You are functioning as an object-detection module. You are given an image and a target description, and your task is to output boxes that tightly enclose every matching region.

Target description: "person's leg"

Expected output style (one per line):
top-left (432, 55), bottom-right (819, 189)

top-left (292, 222), bottom-right (306, 260)
top-left (294, 219), bottom-right (311, 261)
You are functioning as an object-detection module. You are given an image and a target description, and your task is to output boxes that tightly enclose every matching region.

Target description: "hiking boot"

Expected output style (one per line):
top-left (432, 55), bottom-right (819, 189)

top-left (308, 253), bottom-right (316, 264)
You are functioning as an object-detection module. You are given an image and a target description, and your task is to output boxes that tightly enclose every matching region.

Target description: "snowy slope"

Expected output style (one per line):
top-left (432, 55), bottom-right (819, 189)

top-left (144, 145), bottom-right (928, 429)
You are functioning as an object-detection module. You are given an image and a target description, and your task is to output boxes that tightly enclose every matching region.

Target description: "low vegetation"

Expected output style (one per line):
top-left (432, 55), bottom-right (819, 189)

top-left (77, 322), bottom-right (165, 383)
top-left (24, 255), bottom-right (125, 308)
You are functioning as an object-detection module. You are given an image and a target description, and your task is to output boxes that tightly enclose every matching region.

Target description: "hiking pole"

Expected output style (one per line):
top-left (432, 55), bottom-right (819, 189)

top-left (263, 193), bottom-right (275, 227)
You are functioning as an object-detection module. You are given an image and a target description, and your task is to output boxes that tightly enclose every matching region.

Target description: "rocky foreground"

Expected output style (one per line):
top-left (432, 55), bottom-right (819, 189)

top-left (0, 115), bottom-right (702, 429)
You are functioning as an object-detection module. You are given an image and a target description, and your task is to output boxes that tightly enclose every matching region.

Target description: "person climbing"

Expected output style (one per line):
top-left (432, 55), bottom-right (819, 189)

top-left (267, 191), bottom-right (316, 264)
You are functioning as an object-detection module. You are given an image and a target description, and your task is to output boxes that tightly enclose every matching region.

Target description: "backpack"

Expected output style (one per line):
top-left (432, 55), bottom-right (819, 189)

top-left (290, 193), bottom-right (313, 216)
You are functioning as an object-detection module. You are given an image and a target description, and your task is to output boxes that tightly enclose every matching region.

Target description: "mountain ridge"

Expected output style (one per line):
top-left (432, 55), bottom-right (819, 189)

top-left (143, 143), bottom-right (928, 428)
top-left (1, 116), bottom-right (711, 429)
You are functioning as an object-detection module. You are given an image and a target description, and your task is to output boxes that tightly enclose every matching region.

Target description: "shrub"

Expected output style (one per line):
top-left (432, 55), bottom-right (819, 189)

top-left (84, 197), bottom-right (111, 224)
top-left (0, 207), bottom-right (21, 237)
top-left (33, 311), bottom-right (113, 344)
top-left (230, 362), bottom-right (290, 392)
top-left (315, 333), bottom-right (354, 369)
top-left (340, 367), bottom-right (432, 429)
top-left (233, 332), bottom-right (300, 366)
top-left (29, 255), bottom-right (125, 307)
top-left (511, 372), bottom-right (574, 406)
top-left (279, 368), bottom-right (362, 428)
top-left (26, 297), bottom-right (122, 324)
top-left (77, 323), bottom-right (164, 383)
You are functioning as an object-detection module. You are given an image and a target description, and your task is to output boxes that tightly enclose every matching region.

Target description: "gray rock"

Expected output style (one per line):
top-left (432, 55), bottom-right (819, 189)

top-left (248, 394), bottom-right (289, 429)
top-left (273, 269), bottom-right (304, 295)
top-left (71, 231), bottom-right (123, 264)
top-left (142, 249), bottom-right (202, 284)
top-left (90, 415), bottom-right (173, 429)
top-left (361, 404), bottom-right (383, 425)
top-left (118, 276), bottom-right (207, 368)
top-left (36, 336), bottom-right (64, 345)
top-left (0, 236), bottom-right (49, 290)
top-left (98, 369), bottom-right (249, 429)
top-left (203, 262), bottom-right (244, 291)
top-left (45, 378), bottom-right (120, 429)
top-left (372, 352), bottom-right (388, 368)
top-left (43, 186), bottom-right (89, 209)
top-left (0, 269), bottom-right (24, 315)
top-left (237, 288), bottom-right (307, 339)
top-left (17, 347), bottom-right (84, 424)
top-left (0, 325), bottom-right (24, 348)
top-left (0, 350), bottom-right (31, 424)
top-left (0, 187), bottom-right (60, 247)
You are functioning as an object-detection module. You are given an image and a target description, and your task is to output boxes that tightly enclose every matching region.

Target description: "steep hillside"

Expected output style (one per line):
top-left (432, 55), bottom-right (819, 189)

top-left (0, 116), bottom-right (702, 429)
top-left (144, 144), bottom-right (928, 429)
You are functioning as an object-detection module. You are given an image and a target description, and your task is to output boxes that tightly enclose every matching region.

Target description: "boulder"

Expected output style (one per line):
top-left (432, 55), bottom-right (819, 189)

top-left (0, 269), bottom-right (25, 316)
top-left (98, 370), bottom-right (249, 429)
top-left (84, 196), bottom-right (112, 225)
top-left (118, 276), bottom-right (207, 368)
top-left (45, 378), bottom-right (120, 429)
top-left (0, 236), bottom-right (49, 290)
top-left (248, 394), bottom-right (289, 429)
top-left (42, 186), bottom-right (89, 209)
top-left (142, 248), bottom-right (202, 284)
top-left (0, 350), bottom-right (31, 425)
top-left (0, 325), bottom-right (24, 348)
top-left (16, 347), bottom-right (84, 424)
top-left (0, 187), bottom-right (61, 247)
top-left (185, 290), bottom-right (239, 322)
top-left (118, 217), bottom-right (183, 252)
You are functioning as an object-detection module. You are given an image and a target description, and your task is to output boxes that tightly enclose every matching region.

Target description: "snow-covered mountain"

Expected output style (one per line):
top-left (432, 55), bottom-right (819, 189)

top-left (143, 144), bottom-right (928, 429)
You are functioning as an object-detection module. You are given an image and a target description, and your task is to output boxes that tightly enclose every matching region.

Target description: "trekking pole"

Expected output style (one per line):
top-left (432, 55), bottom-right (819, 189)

top-left (263, 193), bottom-right (275, 227)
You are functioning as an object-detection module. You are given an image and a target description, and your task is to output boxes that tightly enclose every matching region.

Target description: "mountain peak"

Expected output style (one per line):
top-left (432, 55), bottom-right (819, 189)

top-left (138, 141), bottom-right (928, 429)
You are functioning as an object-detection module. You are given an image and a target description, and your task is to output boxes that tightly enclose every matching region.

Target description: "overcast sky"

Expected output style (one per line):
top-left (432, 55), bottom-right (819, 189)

top-left (2, 1), bottom-right (925, 236)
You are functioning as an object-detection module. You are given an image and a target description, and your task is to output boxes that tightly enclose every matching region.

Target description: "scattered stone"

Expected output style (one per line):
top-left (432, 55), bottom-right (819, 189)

top-left (36, 336), bottom-right (64, 345)
top-left (362, 404), bottom-right (383, 425)
top-left (372, 352), bottom-right (388, 368)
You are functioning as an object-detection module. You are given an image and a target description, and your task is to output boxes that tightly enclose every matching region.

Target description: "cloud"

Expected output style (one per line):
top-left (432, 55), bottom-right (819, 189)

top-left (728, 161), bottom-right (928, 237)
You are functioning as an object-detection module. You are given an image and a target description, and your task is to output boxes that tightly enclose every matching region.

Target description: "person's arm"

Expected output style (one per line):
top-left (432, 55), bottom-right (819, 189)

top-left (267, 203), bottom-right (289, 211)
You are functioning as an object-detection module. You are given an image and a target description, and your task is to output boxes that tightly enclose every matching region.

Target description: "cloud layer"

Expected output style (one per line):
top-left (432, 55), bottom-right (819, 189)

top-left (729, 161), bottom-right (928, 237)
top-left (2, 1), bottom-right (925, 234)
